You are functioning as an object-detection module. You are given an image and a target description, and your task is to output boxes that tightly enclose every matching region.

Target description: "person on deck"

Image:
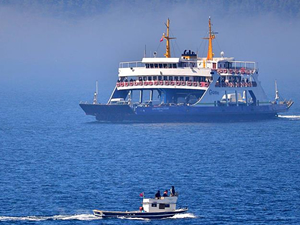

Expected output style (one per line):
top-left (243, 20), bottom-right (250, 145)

top-left (163, 190), bottom-right (168, 197)
top-left (155, 190), bottom-right (161, 199)
top-left (170, 186), bottom-right (175, 196)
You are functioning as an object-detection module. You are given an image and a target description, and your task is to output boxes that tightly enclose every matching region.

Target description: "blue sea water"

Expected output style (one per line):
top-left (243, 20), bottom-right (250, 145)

top-left (1, 86), bottom-right (300, 224)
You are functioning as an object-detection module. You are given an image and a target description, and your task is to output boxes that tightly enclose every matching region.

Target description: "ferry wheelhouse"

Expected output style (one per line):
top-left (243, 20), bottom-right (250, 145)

top-left (80, 18), bottom-right (293, 122)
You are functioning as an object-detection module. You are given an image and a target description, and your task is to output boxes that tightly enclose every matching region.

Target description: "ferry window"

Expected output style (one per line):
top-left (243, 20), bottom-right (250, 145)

top-left (153, 76), bottom-right (157, 80)
top-left (148, 76), bottom-right (152, 81)
top-left (174, 76), bottom-right (178, 81)
top-left (151, 203), bottom-right (157, 207)
top-left (146, 64), bottom-right (149, 68)
top-left (150, 64), bottom-right (154, 68)
top-left (163, 64), bottom-right (167, 68)
top-left (159, 204), bottom-right (166, 209)
top-left (163, 76), bottom-right (168, 81)
top-left (185, 77), bottom-right (190, 81)
top-left (143, 77), bottom-right (147, 81)
top-left (168, 64), bottom-right (172, 68)
top-left (159, 64), bottom-right (163, 68)
top-left (180, 77), bottom-right (184, 81)
top-left (154, 64), bottom-right (158, 68)
top-left (169, 76), bottom-right (173, 81)
top-left (158, 76), bottom-right (162, 80)
top-left (165, 204), bottom-right (170, 208)
top-left (173, 64), bottom-right (177, 68)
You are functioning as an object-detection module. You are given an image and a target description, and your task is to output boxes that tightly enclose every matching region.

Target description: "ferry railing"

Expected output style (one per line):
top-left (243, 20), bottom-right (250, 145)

top-left (119, 61), bottom-right (144, 68)
top-left (230, 61), bottom-right (257, 70)
top-left (119, 61), bottom-right (197, 69)
top-left (216, 61), bottom-right (258, 74)
top-left (116, 80), bottom-right (211, 88)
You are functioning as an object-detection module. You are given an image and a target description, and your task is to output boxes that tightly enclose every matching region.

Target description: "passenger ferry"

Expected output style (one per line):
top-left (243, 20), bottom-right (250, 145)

top-left (80, 18), bottom-right (293, 122)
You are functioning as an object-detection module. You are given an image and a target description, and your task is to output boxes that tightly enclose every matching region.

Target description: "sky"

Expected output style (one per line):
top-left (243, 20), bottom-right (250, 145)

top-left (0, 0), bottom-right (299, 101)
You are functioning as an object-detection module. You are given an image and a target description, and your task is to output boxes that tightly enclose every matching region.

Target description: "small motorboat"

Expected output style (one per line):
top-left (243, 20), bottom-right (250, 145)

top-left (93, 191), bottom-right (188, 219)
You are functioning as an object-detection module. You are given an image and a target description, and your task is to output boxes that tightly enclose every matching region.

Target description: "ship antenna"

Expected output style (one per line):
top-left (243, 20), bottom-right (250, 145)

top-left (163, 18), bottom-right (176, 58)
top-left (203, 17), bottom-right (216, 60)
top-left (275, 80), bottom-right (280, 103)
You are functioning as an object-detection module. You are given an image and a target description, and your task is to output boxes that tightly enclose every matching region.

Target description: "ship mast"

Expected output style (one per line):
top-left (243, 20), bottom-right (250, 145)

top-left (163, 19), bottom-right (176, 58)
top-left (275, 80), bottom-right (280, 102)
top-left (203, 17), bottom-right (215, 60)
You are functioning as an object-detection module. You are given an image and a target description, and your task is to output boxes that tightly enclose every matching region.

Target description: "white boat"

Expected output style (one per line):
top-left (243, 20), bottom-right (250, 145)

top-left (93, 192), bottom-right (188, 219)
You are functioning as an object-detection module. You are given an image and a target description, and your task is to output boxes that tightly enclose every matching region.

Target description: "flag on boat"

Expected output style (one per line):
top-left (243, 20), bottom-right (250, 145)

top-left (139, 192), bottom-right (144, 197)
top-left (160, 33), bottom-right (164, 42)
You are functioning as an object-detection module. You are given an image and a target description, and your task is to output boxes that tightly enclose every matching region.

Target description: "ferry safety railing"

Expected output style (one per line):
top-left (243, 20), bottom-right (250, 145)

top-left (119, 61), bottom-right (144, 68)
top-left (228, 61), bottom-right (257, 71)
top-left (116, 80), bottom-right (211, 88)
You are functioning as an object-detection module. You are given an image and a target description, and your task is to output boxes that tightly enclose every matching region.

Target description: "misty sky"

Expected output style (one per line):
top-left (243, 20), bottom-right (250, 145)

top-left (0, 0), bottom-right (299, 100)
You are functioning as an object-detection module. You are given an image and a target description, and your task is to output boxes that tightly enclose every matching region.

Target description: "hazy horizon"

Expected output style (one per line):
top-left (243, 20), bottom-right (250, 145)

top-left (0, 0), bottom-right (299, 103)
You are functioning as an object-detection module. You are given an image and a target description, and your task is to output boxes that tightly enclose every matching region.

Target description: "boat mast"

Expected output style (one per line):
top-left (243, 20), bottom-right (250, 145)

top-left (204, 17), bottom-right (215, 60)
top-left (163, 19), bottom-right (175, 58)
top-left (275, 80), bottom-right (280, 102)
top-left (93, 80), bottom-right (98, 104)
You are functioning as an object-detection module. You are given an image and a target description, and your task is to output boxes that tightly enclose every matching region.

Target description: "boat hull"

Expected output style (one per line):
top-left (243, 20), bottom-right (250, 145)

top-left (93, 208), bottom-right (188, 219)
top-left (79, 102), bottom-right (292, 123)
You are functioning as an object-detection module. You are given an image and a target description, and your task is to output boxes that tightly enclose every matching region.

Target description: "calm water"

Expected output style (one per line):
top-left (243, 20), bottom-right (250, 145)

top-left (1, 86), bottom-right (300, 224)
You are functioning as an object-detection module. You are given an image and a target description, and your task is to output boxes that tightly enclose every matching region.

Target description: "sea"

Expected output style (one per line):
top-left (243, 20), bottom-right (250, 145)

top-left (0, 83), bottom-right (300, 225)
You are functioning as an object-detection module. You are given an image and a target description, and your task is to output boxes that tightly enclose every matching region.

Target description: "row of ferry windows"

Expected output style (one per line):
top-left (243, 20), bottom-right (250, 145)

top-left (146, 63), bottom-right (177, 69)
top-left (145, 62), bottom-right (196, 69)
top-left (119, 76), bottom-right (212, 82)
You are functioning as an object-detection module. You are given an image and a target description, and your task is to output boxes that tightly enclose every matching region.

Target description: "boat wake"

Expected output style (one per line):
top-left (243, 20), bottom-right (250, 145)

top-left (0, 214), bottom-right (100, 222)
top-left (170, 213), bottom-right (197, 219)
top-left (119, 213), bottom-right (196, 221)
top-left (278, 115), bottom-right (300, 120)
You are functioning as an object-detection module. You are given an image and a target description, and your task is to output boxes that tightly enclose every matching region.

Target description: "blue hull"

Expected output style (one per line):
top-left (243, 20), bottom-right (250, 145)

top-left (79, 103), bottom-right (291, 122)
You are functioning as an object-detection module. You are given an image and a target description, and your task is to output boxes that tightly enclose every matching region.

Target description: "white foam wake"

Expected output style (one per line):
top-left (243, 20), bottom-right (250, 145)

top-left (278, 115), bottom-right (300, 120)
top-left (0, 214), bottom-right (100, 222)
top-left (171, 213), bottom-right (197, 219)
